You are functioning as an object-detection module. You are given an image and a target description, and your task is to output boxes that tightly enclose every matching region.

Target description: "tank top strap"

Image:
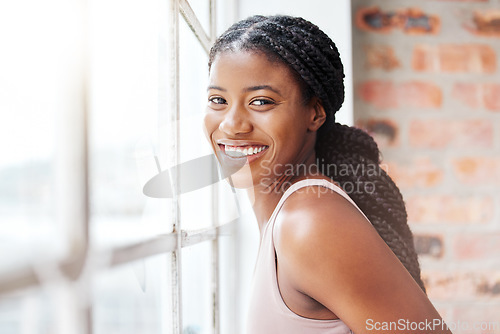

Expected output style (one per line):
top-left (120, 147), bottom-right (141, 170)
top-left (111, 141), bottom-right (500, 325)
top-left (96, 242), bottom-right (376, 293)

top-left (247, 178), bottom-right (357, 334)
top-left (267, 178), bottom-right (370, 226)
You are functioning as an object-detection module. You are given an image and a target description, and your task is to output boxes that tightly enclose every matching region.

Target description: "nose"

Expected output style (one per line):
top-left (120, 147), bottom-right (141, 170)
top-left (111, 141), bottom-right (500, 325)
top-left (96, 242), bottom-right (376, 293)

top-left (218, 105), bottom-right (253, 136)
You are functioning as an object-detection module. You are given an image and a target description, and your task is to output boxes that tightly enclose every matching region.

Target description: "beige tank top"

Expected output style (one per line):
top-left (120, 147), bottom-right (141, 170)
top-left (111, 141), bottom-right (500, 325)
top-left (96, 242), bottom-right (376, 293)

top-left (246, 178), bottom-right (369, 334)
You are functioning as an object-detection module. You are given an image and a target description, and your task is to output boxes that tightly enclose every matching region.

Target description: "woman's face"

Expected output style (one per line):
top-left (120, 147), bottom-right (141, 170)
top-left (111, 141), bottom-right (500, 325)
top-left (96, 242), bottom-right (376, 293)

top-left (204, 50), bottom-right (321, 190)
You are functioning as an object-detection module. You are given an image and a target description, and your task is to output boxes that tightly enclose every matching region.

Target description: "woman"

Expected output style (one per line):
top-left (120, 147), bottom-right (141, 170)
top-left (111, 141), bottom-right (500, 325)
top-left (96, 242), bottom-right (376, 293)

top-left (204, 15), bottom-right (452, 334)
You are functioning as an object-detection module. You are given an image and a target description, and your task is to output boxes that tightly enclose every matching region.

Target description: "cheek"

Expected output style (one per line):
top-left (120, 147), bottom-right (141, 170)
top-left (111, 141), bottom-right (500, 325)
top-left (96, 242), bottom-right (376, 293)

top-left (267, 114), bottom-right (307, 143)
top-left (203, 112), bottom-right (220, 142)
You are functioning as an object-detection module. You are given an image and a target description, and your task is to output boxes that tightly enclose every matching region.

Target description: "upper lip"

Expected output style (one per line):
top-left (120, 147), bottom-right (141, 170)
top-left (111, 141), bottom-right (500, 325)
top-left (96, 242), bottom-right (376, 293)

top-left (216, 139), bottom-right (268, 147)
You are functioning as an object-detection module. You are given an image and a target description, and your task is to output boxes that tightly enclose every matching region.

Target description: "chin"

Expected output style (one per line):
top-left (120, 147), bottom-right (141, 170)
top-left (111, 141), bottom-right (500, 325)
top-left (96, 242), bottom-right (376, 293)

top-left (222, 165), bottom-right (257, 189)
top-left (213, 149), bottom-right (252, 188)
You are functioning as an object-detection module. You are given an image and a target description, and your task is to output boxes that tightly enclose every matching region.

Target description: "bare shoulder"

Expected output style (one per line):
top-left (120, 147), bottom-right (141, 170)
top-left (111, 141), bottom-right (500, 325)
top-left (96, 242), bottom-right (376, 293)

top-left (273, 183), bottom-right (380, 260)
top-left (273, 182), bottom-right (381, 292)
top-left (273, 183), bottom-right (448, 333)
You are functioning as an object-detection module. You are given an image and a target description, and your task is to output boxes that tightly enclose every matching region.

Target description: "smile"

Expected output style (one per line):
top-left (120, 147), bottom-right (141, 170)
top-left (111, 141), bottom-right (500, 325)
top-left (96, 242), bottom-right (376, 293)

top-left (218, 144), bottom-right (269, 158)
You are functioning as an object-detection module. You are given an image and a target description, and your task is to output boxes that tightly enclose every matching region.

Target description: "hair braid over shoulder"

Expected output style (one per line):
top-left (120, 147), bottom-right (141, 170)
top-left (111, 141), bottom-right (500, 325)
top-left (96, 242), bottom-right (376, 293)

top-left (209, 15), bottom-right (426, 292)
top-left (316, 124), bottom-right (424, 291)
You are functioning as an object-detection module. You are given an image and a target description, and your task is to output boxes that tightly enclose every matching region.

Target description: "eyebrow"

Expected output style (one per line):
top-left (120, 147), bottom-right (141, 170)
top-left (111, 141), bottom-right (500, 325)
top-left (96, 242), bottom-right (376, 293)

top-left (207, 84), bottom-right (282, 96)
top-left (207, 85), bottom-right (226, 92)
top-left (243, 85), bottom-right (282, 96)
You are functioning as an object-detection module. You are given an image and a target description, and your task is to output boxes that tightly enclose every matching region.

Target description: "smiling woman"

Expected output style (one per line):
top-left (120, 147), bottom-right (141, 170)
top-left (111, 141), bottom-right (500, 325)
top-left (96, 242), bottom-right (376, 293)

top-left (205, 51), bottom-right (322, 191)
top-left (204, 15), bottom-right (453, 334)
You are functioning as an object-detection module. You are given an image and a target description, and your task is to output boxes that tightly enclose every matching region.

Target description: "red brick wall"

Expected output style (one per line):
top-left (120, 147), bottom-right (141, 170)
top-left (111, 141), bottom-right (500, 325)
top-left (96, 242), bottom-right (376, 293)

top-left (352, 0), bottom-right (500, 331)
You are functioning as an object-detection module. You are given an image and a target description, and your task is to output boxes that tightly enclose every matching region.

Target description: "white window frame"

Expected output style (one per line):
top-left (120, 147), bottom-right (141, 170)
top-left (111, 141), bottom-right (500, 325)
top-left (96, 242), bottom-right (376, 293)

top-left (0, 1), bottom-right (236, 333)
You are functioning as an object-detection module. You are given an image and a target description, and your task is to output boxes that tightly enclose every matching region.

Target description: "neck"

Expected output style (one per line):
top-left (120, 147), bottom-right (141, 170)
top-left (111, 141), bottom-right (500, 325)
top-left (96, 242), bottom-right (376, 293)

top-left (247, 151), bottom-right (323, 235)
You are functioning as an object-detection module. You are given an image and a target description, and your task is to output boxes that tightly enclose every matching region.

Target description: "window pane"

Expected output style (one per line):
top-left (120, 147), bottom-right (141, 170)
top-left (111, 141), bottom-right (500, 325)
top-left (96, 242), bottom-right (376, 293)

top-left (0, 285), bottom-right (88, 334)
top-left (0, 0), bottom-right (85, 272)
top-left (178, 17), bottom-right (215, 231)
top-left (93, 254), bottom-right (171, 334)
top-left (182, 241), bottom-right (213, 334)
top-left (89, 0), bottom-right (173, 247)
top-left (0, 290), bottom-right (49, 334)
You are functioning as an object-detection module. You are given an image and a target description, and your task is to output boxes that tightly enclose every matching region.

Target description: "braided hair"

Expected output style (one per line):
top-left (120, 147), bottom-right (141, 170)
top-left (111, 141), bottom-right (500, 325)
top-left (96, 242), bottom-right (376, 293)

top-left (209, 15), bottom-right (426, 293)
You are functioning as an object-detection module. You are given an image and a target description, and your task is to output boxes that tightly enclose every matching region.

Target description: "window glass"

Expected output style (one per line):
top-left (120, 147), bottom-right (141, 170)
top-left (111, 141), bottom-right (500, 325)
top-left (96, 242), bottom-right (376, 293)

top-left (93, 254), bottom-right (171, 334)
top-left (182, 241), bottom-right (213, 334)
top-left (178, 17), bottom-right (214, 231)
top-left (0, 0), bottom-right (81, 272)
top-left (0, 290), bottom-right (50, 334)
top-left (88, 0), bottom-right (173, 248)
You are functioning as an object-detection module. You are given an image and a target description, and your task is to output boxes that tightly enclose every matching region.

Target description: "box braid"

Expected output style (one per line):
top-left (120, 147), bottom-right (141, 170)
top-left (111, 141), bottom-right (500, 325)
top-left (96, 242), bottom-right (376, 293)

top-left (209, 15), bottom-right (426, 293)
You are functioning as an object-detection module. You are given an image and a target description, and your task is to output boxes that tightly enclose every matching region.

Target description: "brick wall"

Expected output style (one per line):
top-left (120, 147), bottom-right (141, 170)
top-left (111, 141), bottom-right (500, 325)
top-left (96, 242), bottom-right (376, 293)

top-left (351, 0), bottom-right (500, 332)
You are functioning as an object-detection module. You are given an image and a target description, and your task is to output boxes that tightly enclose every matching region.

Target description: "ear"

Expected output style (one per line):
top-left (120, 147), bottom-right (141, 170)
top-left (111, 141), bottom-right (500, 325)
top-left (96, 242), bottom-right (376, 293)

top-left (307, 97), bottom-right (326, 132)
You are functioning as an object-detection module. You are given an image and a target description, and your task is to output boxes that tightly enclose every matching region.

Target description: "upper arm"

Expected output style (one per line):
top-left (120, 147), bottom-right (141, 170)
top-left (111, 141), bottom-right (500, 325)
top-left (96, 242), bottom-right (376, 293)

top-left (274, 186), bottom-right (451, 334)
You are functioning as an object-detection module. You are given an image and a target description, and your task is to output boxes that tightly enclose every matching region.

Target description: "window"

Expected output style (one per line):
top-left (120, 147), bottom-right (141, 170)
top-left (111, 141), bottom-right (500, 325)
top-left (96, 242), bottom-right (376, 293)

top-left (0, 0), bottom-right (238, 333)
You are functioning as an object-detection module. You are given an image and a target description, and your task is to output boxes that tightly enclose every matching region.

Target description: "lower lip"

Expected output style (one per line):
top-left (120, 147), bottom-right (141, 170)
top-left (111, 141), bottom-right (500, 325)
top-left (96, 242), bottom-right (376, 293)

top-left (218, 145), bottom-right (268, 164)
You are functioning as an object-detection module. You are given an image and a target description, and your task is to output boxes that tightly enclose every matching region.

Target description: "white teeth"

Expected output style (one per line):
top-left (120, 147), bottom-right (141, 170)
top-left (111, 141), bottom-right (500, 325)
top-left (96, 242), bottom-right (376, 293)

top-left (224, 145), bottom-right (266, 156)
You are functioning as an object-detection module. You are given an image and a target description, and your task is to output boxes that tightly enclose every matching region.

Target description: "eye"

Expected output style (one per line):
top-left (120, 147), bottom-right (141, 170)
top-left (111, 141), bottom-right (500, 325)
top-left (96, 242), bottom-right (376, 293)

top-left (250, 98), bottom-right (275, 106)
top-left (208, 96), bottom-right (227, 105)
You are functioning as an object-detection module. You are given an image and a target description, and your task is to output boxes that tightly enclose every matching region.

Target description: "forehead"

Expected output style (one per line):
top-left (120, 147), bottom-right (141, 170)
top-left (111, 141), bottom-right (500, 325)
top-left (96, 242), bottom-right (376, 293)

top-left (209, 50), bottom-right (300, 90)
